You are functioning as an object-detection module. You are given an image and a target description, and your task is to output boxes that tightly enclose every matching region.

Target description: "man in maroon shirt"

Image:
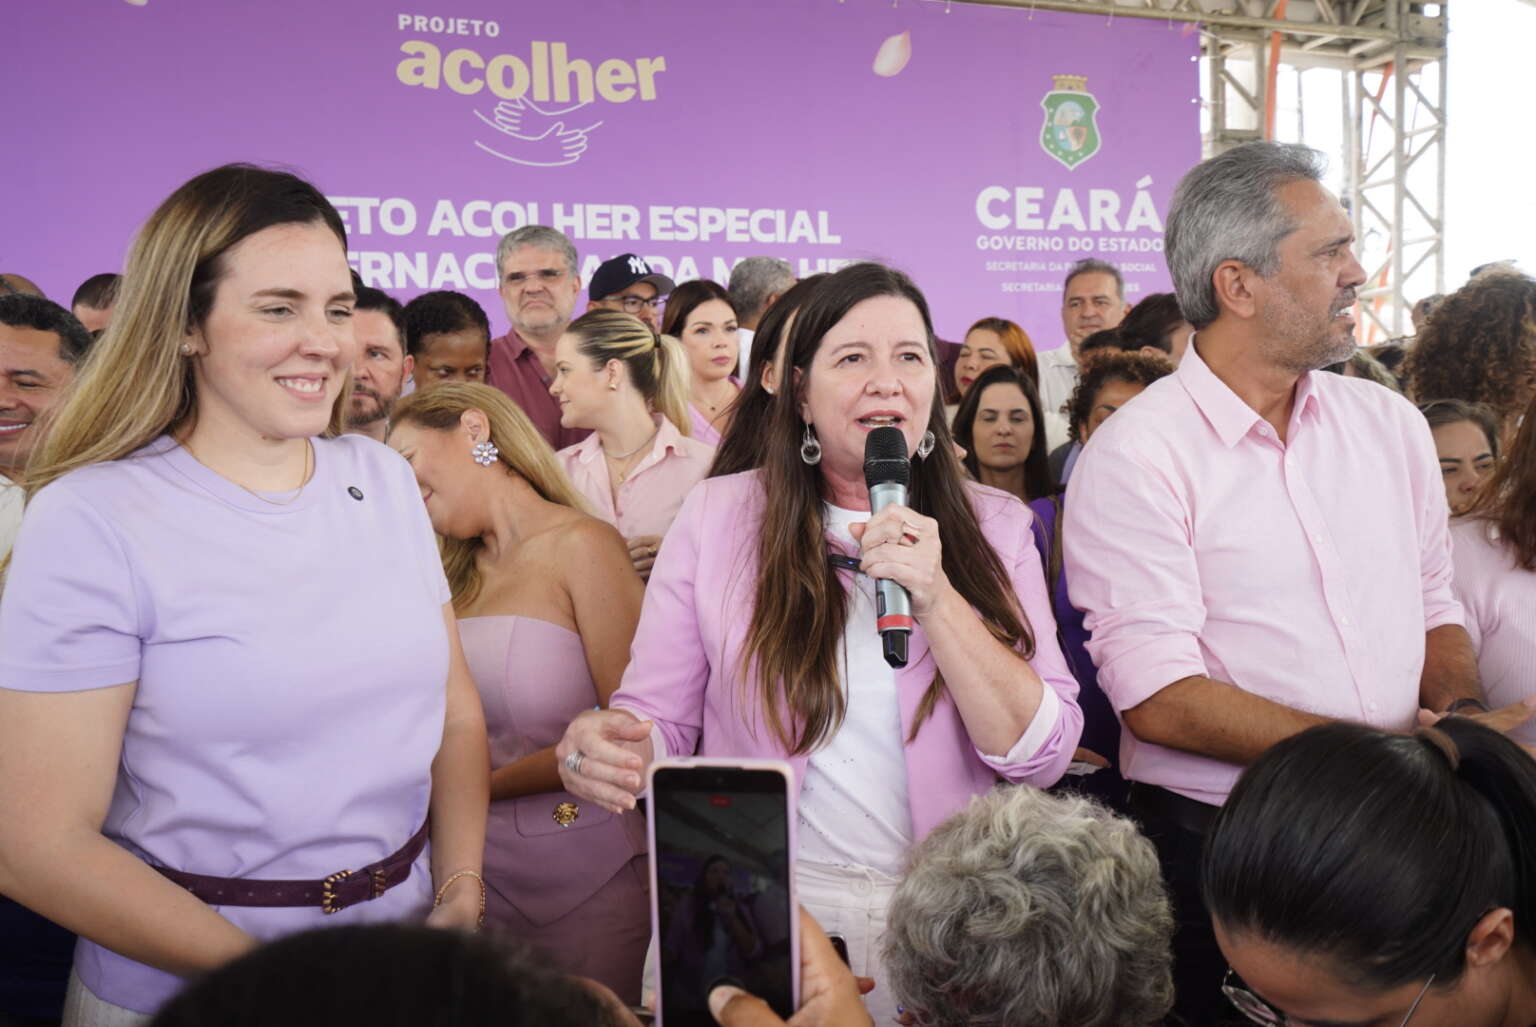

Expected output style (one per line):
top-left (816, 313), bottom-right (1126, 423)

top-left (488, 225), bottom-right (588, 450)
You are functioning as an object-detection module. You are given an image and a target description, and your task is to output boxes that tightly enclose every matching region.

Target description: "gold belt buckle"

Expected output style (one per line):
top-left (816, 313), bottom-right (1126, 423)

top-left (321, 869), bottom-right (353, 914)
top-left (552, 800), bottom-right (580, 827)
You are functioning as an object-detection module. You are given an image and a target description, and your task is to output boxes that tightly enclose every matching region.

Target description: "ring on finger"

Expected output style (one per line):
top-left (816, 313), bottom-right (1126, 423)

top-left (563, 750), bottom-right (585, 775)
top-left (900, 521), bottom-right (922, 545)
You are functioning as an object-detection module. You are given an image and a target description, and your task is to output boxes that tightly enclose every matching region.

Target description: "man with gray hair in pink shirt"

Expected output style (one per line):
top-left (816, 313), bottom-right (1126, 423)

top-left (1063, 141), bottom-right (1504, 1025)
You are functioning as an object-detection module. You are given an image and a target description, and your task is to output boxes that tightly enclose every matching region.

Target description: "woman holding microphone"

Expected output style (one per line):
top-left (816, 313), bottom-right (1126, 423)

top-left (557, 262), bottom-right (1082, 1021)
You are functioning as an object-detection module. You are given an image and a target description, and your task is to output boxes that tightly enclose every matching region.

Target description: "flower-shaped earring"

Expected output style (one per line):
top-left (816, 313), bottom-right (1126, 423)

top-left (472, 441), bottom-right (499, 467)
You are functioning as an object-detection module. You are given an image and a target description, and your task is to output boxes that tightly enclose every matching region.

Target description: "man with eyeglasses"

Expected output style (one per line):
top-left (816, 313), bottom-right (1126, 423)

top-left (488, 225), bottom-right (591, 449)
top-left (585, 253), bottom-right (674, 333)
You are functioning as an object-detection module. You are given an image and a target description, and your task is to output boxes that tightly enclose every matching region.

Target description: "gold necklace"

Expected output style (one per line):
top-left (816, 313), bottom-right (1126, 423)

top-left (185, 438), bottom-right (314, 506)
top-left (602, 428), bottom-right (658, 462)
top-left (602, 428), bottom-right (659, 483)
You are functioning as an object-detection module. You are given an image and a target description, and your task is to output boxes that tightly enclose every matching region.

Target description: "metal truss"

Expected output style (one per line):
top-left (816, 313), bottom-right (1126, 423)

top-left (942, 0), bottom-right (1449, 336)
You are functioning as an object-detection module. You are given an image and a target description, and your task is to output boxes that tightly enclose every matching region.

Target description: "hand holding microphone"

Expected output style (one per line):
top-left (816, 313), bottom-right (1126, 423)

top-left (852, 427), bottom-right (952, 668)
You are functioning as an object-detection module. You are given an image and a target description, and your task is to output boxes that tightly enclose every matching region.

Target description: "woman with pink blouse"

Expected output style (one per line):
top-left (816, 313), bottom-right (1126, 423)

top-left (1451, 393), bottom-right (1536, 745)
top-left (555, 262), bottom-right (1082, 1021)
top-left (550, 310), bottom-right (714, 581)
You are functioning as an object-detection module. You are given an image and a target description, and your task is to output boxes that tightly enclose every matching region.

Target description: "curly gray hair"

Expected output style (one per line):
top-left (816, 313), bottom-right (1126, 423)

top-left (882, 786), bottom-right (1173, 1027)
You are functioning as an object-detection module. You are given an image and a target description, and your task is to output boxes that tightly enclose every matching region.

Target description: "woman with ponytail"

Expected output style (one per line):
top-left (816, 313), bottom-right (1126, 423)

top-left (1204, 719), bottom-right (1536, 1026)
top-left (388, 382), bottom-right (649, 1002)
top-left (550, 310), bottom-right (715, 580)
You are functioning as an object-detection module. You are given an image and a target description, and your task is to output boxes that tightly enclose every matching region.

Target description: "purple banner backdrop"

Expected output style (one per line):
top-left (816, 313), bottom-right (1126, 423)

top-left (10, 0), bottom-right (1198, 347)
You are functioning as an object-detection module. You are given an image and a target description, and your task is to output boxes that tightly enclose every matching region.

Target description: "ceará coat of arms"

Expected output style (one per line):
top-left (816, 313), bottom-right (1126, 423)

top-left (1040, 74), bottom-right (1101, 170)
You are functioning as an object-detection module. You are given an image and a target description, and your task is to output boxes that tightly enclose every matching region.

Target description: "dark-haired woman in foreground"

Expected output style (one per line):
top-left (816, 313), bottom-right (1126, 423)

top-left (1204, 718), bottom-right (1536, 1026)
top-left (556, 261), bottom-right (1081, 1021)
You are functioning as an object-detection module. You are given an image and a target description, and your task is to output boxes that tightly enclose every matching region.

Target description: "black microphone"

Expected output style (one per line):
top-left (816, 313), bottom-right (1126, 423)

top-left (863, 426), bottom-right (912, 669)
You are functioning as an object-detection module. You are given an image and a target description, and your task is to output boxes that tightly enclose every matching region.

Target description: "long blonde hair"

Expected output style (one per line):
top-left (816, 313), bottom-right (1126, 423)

top-left (390, 382), bottom-right (587, 610)
top-left (566, 309), bottom-right (692, 435)
top-left (22, 164), bottom-right (352, 503)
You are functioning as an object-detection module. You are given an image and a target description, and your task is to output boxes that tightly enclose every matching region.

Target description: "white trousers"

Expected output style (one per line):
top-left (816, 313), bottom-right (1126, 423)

top-left (641, 861), bottom-right (903, 1023)
top-left (62, 971), bottom-right (150, 1027)
top-left (796, 861), bottom-right (902, 1024)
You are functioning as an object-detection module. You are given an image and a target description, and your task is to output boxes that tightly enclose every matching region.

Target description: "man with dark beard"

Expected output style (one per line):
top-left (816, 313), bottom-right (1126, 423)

top-left (344, 285), bottom-right (412, 443)
top-left (1061, 142), bottom-right (1498, 1025)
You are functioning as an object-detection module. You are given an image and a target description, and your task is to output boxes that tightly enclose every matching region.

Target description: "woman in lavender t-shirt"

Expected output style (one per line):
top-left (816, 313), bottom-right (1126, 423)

top-left (0, 166), bottom-right (490, 1024)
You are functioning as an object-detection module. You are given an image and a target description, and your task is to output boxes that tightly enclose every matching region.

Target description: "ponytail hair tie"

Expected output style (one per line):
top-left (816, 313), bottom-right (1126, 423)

top-left (1415, 724), bottom-right (1462, 772)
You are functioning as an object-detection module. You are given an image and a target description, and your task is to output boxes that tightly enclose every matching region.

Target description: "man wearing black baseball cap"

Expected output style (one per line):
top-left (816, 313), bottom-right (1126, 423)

top-left (586, 254), bottom-right (675, 332)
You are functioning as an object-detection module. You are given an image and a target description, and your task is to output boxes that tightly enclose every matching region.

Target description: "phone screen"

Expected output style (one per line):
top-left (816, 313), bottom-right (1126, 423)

top-left (651, 764), bottom-right (795, 1025)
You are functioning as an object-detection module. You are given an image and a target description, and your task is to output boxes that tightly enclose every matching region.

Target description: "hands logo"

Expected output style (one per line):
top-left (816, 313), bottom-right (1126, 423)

top-left (395, 40), bottom-right (665, 167)
top-left (474, 97), bottom-right (604, 168)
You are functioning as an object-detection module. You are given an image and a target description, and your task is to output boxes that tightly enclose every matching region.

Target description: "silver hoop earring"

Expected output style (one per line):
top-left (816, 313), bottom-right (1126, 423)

top-left (916, 431), bottom-right (936, 459)
top-left (800, 425), bottom-right (822, 465)
top-left (471, 441), bottom-right (499, 467)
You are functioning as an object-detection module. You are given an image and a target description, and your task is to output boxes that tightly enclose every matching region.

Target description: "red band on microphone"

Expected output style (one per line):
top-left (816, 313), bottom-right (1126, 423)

top-left (877, 614), bottom-right (914, 632)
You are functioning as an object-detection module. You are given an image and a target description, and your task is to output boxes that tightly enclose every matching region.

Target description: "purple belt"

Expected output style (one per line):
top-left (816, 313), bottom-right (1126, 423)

top-left (152, 822), bottom-right (429, 915)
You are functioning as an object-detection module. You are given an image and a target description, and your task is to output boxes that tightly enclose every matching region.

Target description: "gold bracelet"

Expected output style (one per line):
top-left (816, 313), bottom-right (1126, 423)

top-left (433, 869), bottom-right (486, 929)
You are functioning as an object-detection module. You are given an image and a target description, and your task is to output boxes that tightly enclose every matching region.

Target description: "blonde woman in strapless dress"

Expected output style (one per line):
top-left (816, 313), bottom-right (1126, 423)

top-left (388, 382), bottom-right (648, 1003)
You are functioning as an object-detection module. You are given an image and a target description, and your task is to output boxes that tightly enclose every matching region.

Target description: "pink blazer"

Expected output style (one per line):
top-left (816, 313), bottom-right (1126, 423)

top-left (612, 470), bottom-right (1083, 841)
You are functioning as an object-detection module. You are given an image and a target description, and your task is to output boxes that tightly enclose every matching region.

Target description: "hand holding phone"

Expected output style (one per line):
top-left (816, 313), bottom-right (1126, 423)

top-left (649, 760), bottom-right (799, 1026)
top-left (706, 910), bottom-right (874, 1027)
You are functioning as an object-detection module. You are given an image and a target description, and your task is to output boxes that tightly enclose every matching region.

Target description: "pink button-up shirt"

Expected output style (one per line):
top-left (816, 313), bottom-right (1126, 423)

top-left (557, 418), bottom-right (715, 539)
top-left (610, 470), bottom-right (1083, 841)
top-left (1063, 342), bottom-right (1462, 805)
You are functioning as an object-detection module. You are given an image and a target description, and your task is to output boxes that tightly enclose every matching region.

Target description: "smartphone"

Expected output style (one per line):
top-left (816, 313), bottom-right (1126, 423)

top-left (647, 758), bottom-right (799, 1026)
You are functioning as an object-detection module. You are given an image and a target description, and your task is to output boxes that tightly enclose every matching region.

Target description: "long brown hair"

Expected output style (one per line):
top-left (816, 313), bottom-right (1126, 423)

top-left (951, 363), bottom-right (1055, 502)
top-left (1463, 392), bottom-right (1536, 569)
top-left (22, 164), bottom-right (352, 502)
top-left (710, 274), bottom-right (828, 477)
top-left (742, 263), bottom-right (1034, 754)
top-left (390, 382), bottom-right (587, 610)
top-left (661, 279), bottom-right (734, 337)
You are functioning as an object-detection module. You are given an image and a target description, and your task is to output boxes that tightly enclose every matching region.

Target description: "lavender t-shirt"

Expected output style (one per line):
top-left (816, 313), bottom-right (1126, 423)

top-left (0, 434), bottom-right (451, 1013)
